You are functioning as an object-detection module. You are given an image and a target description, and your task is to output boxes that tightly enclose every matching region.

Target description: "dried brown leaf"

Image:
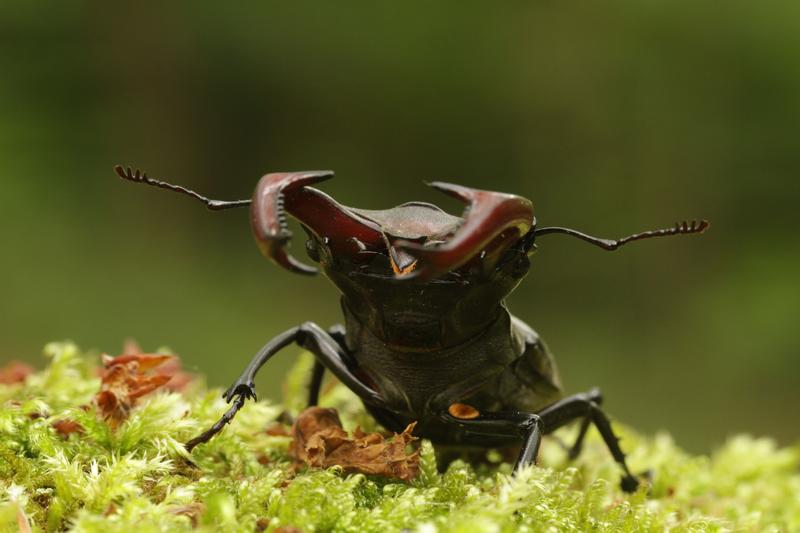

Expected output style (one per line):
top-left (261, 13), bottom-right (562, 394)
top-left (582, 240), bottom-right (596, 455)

top-left (111, 339), bottom-right (198, 392)
top-left (52, 419), bottom-right (84, 437)
top-left (154, 356), bottom-right (197, 392)
top-left (0, 360), bottom-right (34, 384)
top-left (290, 406), bottom-right (420, 482)
top-left (95, 353), bottom-right (176, 427)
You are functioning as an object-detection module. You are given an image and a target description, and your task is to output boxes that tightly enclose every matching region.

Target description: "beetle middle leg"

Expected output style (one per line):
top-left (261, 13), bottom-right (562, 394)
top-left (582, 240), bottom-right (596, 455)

top-left (186, 322), bottom-right (382, 451)
top-left (307, 325), bottom-right (348, 407)
top-left (439, 390), bottom-right (639, 492)
top-left (440, 410), bottom-right (545, 473)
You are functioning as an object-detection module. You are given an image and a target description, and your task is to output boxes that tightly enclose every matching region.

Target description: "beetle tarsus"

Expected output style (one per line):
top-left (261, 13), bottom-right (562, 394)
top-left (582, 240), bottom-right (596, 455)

top-left (185, 393), bottom-right (246, 452)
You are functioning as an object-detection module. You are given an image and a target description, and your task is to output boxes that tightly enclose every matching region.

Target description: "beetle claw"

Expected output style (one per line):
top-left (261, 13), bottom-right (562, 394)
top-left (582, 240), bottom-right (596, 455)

top-left (620, 474), bottom-right (641, 493)
top-left (223, 381), bottom-right (257, 403)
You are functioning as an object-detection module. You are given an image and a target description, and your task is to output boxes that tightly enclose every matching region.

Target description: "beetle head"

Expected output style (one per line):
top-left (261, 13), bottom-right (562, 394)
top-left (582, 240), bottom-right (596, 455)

top-left (114, 164), bottom-right (707, 291)
top-left (250, 173), bottom-right (537, 287)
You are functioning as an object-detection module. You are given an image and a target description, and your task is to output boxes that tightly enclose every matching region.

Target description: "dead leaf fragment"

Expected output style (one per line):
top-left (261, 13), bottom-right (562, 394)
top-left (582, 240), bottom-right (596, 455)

top-left (290, 406), bottom-right (420, 482)
top-left (0, 360), bottom-right (34, 384)
top-left (155, 356), bottom-right (197, 392)
top-left (114, 338), bottom-right (197, 392)
top-left (95, 353), bottom-right (175, 427)
top-left (52, 419), bottom-right (84, 437)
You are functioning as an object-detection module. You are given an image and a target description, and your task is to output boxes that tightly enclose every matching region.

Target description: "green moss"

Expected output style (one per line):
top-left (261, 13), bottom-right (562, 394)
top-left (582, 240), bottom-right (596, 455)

top-left (1, 343), bottom-right (798, 532)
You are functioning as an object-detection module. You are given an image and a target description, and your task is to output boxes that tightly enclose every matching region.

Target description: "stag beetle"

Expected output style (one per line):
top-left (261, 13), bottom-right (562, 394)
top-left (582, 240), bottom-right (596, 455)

top-left (115, 165), bottom-right (708, 491)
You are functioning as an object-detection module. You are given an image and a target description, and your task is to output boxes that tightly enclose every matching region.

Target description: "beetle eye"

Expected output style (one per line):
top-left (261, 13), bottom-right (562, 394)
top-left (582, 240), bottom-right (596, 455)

top-left (305, 239), bottom-right (321, 262)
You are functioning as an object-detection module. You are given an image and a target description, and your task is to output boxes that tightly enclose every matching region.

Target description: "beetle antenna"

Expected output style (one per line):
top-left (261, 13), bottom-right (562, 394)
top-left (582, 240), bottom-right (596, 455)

top-left (114, 165), bottom-right (252, 211)
top-left (534, 219), bottom-right (710, 250)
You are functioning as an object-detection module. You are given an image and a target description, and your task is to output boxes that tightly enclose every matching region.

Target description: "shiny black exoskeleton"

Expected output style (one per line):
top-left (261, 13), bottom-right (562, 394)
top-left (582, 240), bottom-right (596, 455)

top-left (116, 164), bottom-right (708, 492)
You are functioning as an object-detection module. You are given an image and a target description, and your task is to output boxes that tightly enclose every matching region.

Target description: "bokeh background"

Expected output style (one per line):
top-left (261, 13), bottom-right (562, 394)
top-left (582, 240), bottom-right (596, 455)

top-left (2, 2), bottom-right (798, 453)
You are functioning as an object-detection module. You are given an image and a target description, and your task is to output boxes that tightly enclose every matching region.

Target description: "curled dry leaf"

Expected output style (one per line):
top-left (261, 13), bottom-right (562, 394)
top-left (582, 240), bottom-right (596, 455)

top-left (95, 353), bottom-right (174, 428)
top-left (0, 360), bottom-right (34, 384)
top-left (55, 418), bottom-right (85, 436)
top-left (52, 419), bottom-right (84, 437)
top-left (118, 338), bottom-right (197, 392)
top-left (290, 406), bottom-right (420, 482)
top-left (156, 356), bottom-right (197, 392)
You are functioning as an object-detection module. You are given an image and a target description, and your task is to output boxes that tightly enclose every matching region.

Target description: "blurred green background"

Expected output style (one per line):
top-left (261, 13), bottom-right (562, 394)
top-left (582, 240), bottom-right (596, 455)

top-left (1, 2), bottom-right (798, 452)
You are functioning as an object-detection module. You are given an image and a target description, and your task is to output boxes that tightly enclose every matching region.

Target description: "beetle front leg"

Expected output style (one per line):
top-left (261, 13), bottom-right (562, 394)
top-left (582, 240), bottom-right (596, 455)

top-left (186, 329), bottom-right (299, 451)
top-left (186, 322), bottom-right (382, 452)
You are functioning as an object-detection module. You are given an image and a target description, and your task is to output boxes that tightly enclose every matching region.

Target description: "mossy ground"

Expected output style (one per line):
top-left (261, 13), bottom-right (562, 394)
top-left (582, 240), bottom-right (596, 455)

top-left (1, 343), bottom-right (798, 532)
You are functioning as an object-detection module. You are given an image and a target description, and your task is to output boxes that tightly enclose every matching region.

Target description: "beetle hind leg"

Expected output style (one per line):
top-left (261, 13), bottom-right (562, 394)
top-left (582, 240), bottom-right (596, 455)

top-left (563, 387), bottom-right (602, 460)
top-left (439, 389), bottom-right (639, 493)
top-left (538, 390), bottom-right (640, 493)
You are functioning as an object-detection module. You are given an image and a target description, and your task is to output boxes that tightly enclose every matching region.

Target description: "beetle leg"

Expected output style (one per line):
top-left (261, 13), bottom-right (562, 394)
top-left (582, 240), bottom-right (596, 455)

top-left (307, 360), bottom-right (326, 408)
top-left (307, 325), bottom-right (349, 406)
top-left (565, 387), bottom-right (602, 460)
top-left (537, 390), bottom-right (639, 492)
top-left (439, 389), bottom-right (639, 492)
top-left (186, 322), bottom-right (382, 451)
top-left (396, 182), bottom-right (534, 280)
top-left (440, 410), bottom-right (545, 472)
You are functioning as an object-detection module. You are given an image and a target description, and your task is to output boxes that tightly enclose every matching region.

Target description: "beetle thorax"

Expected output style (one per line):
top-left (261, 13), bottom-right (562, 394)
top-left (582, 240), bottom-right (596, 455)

top-left (322, 257), bottom-right (530, 350)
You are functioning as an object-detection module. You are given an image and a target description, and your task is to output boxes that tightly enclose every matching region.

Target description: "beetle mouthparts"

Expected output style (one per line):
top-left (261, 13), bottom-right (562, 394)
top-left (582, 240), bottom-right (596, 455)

top-left (251, 171), bottom-right (335, 275)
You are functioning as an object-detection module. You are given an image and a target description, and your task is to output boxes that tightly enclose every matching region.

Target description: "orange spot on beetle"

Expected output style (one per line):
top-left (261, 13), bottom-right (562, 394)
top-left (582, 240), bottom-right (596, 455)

top-left (448, 403), bottom-right (480, 419)
top-left (391, 257), bottom-right (418, 276)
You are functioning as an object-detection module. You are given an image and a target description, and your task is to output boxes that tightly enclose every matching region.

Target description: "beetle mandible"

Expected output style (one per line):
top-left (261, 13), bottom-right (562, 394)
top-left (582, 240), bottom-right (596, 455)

top-left (115, 165), bottom-right (708, 491)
